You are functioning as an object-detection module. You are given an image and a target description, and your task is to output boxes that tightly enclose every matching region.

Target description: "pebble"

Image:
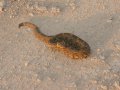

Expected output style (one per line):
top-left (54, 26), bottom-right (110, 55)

top-left (100, 85), bottom-right (107, 90)
top-left (24, 62), bottom-right (29, 67)
top-left (97, 48), bottom-right (101, 52)
top-left (69, 2), bottom-right (76, 10)
top-left (10, 15), bottom-right (15, 18)
top-left (36, 78), bottom-right (41, 83)
top-left (114, 81), bottom-right (120, 89)
top-left (28, 13), bottom-right (34, 16)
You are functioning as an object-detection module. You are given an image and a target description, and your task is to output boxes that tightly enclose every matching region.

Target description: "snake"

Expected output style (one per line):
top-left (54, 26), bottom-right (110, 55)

top-left (19, 22), bottom-right (90, 59)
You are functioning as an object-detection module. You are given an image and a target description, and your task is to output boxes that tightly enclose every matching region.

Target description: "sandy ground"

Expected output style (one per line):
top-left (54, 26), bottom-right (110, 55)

top-left (0, 0), bottom-right (120, 90)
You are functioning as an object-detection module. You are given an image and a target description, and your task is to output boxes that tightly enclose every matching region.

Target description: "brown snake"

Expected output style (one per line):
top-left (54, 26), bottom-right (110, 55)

top-left (19, 22), bottom-right (90, 59)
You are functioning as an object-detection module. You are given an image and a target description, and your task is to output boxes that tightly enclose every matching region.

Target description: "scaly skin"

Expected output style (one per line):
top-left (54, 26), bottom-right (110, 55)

top-left (19, 22), bottom-right (90, 59)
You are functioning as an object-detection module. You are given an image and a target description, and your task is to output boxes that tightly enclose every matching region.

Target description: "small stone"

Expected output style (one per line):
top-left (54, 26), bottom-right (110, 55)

top-left (28, 13), bottom-right (34, 16)
top-left (69, 3), bottom-right (76, 10)
top-left (97, 48), bottom-right (101, 52)
top-left (36, 78), bottom-right (41, 83)
top-left (113, 74), bottom-right (119, 77)
top-left (10, 15), bottom-right (14, 18)
top-left (114, 81), bottom-right (120, 89)
top-left (10, 15), bottom-right (12, 18)
top-left (100, 85), bottom-right (107, 90)
top-left (67, 74), bottom-right (72, 78)
top-left (25, 62), bottom-right (29, 66)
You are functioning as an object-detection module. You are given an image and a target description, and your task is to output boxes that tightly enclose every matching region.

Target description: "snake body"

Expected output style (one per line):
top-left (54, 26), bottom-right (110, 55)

top-left (19, 22), bottom-right (90, 59)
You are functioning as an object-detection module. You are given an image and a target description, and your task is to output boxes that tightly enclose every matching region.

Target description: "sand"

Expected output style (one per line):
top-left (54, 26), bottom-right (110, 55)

top-left (0, 0), bottom-right (120, 90)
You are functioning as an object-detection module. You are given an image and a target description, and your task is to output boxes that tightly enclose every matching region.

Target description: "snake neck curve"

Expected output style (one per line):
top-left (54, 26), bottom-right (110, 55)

top-left (19, 22), bottom-right (51, 43)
